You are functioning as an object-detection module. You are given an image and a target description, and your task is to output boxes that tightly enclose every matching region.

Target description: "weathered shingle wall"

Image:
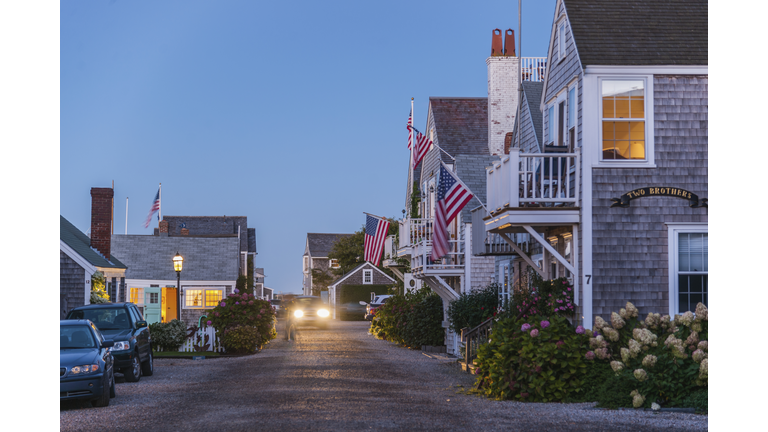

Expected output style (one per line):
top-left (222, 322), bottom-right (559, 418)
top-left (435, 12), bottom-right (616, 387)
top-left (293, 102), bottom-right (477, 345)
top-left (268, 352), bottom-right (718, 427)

top-left (60, 251), bottom-right (86, 318)
top-left (591, 75), bottom-right (708, 320)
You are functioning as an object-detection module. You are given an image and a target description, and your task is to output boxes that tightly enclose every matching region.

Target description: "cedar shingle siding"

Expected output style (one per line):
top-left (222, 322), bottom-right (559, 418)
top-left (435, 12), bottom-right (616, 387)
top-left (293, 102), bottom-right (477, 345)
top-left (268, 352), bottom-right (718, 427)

top-left (60, 251), bottom-right (86, 319)
top-left (591, 75), bottom-right (708, 320)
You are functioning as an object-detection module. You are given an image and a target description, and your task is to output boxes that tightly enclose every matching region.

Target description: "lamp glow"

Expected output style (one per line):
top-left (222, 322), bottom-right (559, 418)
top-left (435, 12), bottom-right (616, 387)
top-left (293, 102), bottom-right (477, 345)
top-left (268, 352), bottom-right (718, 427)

top-left (294, 310), bottom-right (304, 318)
top-left (173, 252), bottom-right (184, 272)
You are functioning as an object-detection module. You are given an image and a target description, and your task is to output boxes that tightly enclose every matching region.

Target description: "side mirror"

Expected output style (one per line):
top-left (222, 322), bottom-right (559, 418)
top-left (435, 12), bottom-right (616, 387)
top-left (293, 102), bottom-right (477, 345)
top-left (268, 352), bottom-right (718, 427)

top-left (136, 321), bottom-right (148, 328)
top-left (359, 301), bottom-right (368, 306)
top-left (102, 340), bottom-right (114, 349)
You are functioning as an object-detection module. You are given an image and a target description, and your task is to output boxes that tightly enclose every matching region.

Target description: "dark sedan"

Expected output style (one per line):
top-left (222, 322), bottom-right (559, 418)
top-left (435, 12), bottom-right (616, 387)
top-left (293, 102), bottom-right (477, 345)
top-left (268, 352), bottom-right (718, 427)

top-left (60, 320), bottom-right (115, 407)
top-left (285, 296), bottom-right (331, 330)
top-left (67, 303), bottom-right (153, 382)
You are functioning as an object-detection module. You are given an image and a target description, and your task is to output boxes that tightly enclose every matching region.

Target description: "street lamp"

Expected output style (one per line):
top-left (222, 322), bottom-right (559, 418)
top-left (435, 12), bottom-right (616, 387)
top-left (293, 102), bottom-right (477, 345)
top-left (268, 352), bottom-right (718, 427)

top-left (173, 252), bottom-right (183, 321)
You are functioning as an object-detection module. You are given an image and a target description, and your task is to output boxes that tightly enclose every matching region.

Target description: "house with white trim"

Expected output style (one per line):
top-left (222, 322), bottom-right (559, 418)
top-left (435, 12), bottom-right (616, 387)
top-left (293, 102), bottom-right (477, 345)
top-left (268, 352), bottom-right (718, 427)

top-left (328, 262), bottom-right (396, 319)
top-left (302, 233), bottom-right (354, 296)
top-left (480, 0), bottom-right (707, 327)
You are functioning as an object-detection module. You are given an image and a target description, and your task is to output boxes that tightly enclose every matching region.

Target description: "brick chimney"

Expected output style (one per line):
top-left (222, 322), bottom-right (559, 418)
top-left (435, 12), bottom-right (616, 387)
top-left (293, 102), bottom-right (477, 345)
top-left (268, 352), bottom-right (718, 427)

top-left (90, 187), bottom-right (113, 260)
top-left (180, 227), bottom-right (189, 236)
top-left (487, 29), bottom-right (520, 156)
top-left (159, 220), bottom-right (169, 236)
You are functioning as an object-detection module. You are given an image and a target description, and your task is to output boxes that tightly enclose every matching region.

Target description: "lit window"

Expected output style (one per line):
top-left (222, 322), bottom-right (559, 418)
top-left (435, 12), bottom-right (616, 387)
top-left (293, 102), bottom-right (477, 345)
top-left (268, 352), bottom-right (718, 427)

top-left (184, 288), bottom-right (224, 309)
top-left (186, 290), bottom-right (202, 307)
top-left (601, 80), bottom-right (645, 160)
top-left (330, 259), bottom-right (340, 269)
top-left (130, 288), bottom-right (145, 306)
top-left (205, 290), bottom-right (222, 307)
top-left (363, 269), bottom-right (373, 285)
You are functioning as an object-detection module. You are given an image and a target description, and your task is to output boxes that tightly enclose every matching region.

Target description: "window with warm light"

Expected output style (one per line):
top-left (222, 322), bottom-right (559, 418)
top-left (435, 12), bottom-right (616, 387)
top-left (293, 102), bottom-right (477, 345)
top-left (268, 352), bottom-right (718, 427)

top-left (130, 288), bottom-right (145, 306)
top-left (601, 80), bottom-right (646, 160)
top-left (184, 288), bottom-right (224, 309)
top-left (330, 259), bottom-right (340, 269)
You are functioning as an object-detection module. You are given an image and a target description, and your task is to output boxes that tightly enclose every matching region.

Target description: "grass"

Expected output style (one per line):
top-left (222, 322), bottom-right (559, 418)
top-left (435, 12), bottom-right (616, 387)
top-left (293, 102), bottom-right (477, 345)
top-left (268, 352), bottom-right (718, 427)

top-left (153, 351), bottom-right (221, 357)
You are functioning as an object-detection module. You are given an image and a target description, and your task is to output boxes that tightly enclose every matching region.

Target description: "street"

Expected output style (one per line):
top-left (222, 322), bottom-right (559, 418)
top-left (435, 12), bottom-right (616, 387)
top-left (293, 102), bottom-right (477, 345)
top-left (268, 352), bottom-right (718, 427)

top-left (61, 321), bottom-right (708, 431)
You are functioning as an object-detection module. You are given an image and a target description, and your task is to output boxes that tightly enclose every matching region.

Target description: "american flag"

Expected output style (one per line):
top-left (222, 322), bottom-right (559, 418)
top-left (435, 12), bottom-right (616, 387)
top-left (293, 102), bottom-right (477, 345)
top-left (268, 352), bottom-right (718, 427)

top-left (143, 188), bottom-right (160, 228)
top-left (407, 113), bottom-right (430, 169)
top-left (364, 214), bottom-right (390, 266)
top-left (431, 163), bottom-right (474, 261)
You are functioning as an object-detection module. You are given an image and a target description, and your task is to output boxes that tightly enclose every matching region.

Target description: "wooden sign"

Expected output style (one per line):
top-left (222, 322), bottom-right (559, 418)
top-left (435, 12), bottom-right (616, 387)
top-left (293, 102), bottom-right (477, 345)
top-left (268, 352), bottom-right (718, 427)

top-left (610, 187), bottom-right (707, 208)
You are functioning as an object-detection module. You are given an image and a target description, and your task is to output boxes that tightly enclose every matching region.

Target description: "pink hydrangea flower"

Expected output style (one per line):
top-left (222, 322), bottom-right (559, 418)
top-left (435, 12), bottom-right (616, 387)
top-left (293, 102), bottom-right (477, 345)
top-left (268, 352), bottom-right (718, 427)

top-left (257, 314), bottom-right (262, 319)
top-left (530, 329), bottom-right (539, 337)
top-left (235, 302), bottom-right (240, 305)
top-left (260, 308), bottom-right (265, 314)
top-left (221, 302), bottom-right (226, 307)
top-left (540, 320), bottom-right (550, 329)
top-left (585, 351), bottom-right (595, 360)
top-left (521, 323), bottom-right (531, 332)
top-left (575, 326), bottom-right (585, 334)
top-left (206, 320), bottom-right (212, 326)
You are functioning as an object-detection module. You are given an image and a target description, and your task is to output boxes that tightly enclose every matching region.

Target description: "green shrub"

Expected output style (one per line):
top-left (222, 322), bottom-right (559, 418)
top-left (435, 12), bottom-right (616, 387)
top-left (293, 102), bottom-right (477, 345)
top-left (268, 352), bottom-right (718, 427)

top-left (447, 284), bottom-right (499, 334)
top-left (220, 325), bottom-right (261, 354)
top-left (680, 387), bottom-right (708, 413)
top-left (571, 359), bottom-right (613, 403)
top-left (512, 273), bottom-right (575, 319)
top-left (593, 369), bottom-right (639, 408)
top-left (149, 319), bottom-right (187, 351)
top-left (369, 287), bottom-right (444, 347)
top-left (208, 291), bottom-right (277, 349)
top-left (474, 314), bottom-right (590, 402)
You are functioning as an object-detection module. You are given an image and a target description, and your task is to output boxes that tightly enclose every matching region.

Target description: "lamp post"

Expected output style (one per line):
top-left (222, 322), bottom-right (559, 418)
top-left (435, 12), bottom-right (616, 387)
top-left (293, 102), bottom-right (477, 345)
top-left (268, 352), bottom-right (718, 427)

top-left (173, 252), bottom-right (183, 321)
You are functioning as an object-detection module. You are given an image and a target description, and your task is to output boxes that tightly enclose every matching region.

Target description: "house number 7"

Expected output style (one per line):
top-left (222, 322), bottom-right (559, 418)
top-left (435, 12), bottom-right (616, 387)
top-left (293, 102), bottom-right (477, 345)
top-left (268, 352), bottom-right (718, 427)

top-left (586, 275), bottom-right (591, 284)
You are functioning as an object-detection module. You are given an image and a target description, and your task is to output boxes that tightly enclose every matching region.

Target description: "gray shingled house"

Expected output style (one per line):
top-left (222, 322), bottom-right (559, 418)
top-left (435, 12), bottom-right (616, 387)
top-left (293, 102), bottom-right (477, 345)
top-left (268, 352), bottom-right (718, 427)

top-left (302, 233), bottom-right (354, 296)
top-left (328, 262), bottom-right (396, 319)
top-left (481, 0), bottom-right (708, 328)
top-left (111, 216), bottom-right (258, 327)
top-left (60, 214), bottom-right (127, 319)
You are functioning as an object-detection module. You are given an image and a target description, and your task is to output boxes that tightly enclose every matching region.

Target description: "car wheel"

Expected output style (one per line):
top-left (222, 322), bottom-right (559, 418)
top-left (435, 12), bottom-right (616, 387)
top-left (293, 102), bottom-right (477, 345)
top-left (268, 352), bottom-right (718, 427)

top-left (92, 373), bottom-right (111, 407)
top-left (141, 349), bottom-right (154, 377)
top-left (123, 353), bottom-right (141, 382)
top-left (109, 371), bottom-right (116, 398)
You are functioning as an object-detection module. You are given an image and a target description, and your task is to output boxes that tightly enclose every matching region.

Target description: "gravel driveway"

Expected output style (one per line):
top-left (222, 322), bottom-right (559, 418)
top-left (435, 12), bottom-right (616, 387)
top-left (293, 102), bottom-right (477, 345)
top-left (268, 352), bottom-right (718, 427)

top-left (60, 320), bottom-right (707, 431)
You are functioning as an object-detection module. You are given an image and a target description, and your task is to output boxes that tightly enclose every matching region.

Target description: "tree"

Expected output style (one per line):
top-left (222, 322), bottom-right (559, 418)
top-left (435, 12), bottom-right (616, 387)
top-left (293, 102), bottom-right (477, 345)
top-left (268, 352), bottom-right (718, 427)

top-left (310, 268), bottom-right (335, 296)
top-left (90, 271), bottom-right (110, 304)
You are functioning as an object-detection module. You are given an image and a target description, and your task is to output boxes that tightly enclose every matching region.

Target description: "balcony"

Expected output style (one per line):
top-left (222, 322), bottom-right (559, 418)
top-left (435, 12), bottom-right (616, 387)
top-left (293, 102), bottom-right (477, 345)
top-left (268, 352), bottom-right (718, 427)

top-left (397, 218), bottom-right (464, 277)
top-left (484, 149), bottom-right (581, 232)
top-left (382, 235), bottom-right (402, 268)
top-left (471, 206), bottom-right (529, 256)
top-left (521, 57), bottom-right (547, 82)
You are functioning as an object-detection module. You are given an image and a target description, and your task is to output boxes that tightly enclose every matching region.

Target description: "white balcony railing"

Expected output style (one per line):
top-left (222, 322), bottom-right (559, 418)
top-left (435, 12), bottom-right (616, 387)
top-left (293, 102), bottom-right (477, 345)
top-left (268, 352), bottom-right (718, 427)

top-left (487, 149), bottom-right (581, 213)
top-left (521, 57), bottom-right (547, 82)
top-left (397, 218), bottom-right (464, 275)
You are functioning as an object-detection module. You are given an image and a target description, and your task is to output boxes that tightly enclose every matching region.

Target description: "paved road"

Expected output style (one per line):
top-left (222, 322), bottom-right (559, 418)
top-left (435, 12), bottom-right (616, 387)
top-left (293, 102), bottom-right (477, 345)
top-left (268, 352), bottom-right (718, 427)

top-left (61, 320), bottom-right (707, 431)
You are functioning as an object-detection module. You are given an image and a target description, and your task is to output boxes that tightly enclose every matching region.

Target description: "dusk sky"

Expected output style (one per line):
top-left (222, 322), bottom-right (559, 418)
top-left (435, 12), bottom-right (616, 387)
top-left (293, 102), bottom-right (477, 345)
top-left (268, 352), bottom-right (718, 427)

top-left (60, 0), bottom-right (557, 294)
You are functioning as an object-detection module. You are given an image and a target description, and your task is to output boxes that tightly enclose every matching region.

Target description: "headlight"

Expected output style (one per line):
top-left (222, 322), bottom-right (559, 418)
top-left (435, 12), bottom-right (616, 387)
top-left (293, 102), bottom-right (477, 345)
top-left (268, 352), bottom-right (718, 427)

top-left (317, 309), bottom-right (329, 318)
top-left (294, 310), bottom-right (304, 318)
top-left (112, 341), bottom-right (131, 351)
top-left (70, 364), bottom-right (100, 375)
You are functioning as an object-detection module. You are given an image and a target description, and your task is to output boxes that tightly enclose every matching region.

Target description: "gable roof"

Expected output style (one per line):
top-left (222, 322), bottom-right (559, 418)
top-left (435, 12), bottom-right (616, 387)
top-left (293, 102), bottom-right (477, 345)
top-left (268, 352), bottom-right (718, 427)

top-left (430, 98), bottom-right (489, 157)
top-left (306, 233), bottom-right (354, 258)
top-left (159, 216), bottom-right (254, 253)
top-left (564, 0), bottom-right (708, 67)
top-left (511, 81), bottom-right (544, 150)
top-left (60, 216), bottom-right (126, 269)
top-left (329, 262), bottom-right (395, 287)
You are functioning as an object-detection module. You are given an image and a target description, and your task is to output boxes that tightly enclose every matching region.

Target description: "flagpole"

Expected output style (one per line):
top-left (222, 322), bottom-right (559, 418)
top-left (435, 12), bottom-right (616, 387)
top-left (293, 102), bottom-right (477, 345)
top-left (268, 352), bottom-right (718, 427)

top-left (158, 183), bottom-right (162, 224)
top-left (409, 97), bottom-right (415, 218)
top-left (125, 197), bottom-right (128, 235)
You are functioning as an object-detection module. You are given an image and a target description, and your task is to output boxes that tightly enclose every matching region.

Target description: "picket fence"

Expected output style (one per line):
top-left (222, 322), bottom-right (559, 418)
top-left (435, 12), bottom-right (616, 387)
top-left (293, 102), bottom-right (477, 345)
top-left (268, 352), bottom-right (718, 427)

top-left (155, 326), bottom-right (225, 353)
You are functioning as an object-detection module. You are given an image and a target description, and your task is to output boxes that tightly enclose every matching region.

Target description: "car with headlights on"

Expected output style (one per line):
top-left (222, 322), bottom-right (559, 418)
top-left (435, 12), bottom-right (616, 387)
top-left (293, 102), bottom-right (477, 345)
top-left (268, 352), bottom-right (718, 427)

top-left (285, 296), bottom-right (331, 330)
top-left (66, 303), bottom-right (153, 382)
top-left (60, 319), bottom-right (115, 407)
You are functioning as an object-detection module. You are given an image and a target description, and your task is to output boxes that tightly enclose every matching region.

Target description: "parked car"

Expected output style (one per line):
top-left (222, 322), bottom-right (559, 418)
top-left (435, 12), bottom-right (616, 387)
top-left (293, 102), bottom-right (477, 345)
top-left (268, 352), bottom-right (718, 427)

top-left (285, 296), bottom-right (330, 330)
top-left (362, 295), bottom-right (392, 320)
top-left (338, 302), bottom-right (367, 321)
top-left (66, 303), bottom-right (153, 382)
top-left (60, 319), bottom-right (115, 407)
top-left (270, 299), bottom-right (284, 318)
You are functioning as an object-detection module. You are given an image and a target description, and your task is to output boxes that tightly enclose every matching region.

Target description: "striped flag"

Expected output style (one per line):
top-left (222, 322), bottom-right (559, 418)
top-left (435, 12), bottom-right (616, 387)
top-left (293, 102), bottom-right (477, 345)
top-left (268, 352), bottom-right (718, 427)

top-left (431, 163), bottom-right (474, 261)
top-left (407, 113), bottom-right (430, 169)
top-left (364, 215), bottom-right (390, 266)
top-left (143, 188), bottom-right (160, 228)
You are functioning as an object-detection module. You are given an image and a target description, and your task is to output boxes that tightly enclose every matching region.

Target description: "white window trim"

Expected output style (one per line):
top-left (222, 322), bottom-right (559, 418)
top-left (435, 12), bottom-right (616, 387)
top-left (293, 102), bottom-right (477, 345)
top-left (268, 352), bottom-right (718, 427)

top-left (182, 286), bottom-right (226, 309)
top-left (567, 81), bottom-right (578, 149)
top-left (363, 269), bottom-right (373, 285)
top-left (557, 20), bottom-right (567, 63)
top-left (584, 73), bottom-right (656, 168)
top-left (329, 259), bottom-right (340, 269)
top-left (666, 223), bottom-right (707, 316)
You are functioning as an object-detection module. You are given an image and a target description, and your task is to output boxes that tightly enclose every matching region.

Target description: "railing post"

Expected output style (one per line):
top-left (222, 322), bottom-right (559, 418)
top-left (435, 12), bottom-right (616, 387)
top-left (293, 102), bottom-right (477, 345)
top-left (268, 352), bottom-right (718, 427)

top-left (575, 147), bottom-right (581, 206)
top-left (509, 149), bottom-right (520, 207)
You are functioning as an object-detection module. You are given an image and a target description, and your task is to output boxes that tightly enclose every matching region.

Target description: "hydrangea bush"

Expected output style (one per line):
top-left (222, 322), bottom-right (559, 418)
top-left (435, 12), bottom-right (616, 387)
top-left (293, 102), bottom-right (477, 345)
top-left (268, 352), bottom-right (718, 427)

top-left (473, 315), bottom-right (590, 402)
top-left (148, 319), bottom-right (187, 351)
top-left (446, 284), bottom-right (499, 334)
top-left (208, 291), bottom-right (277, 352)
top-left (589, 302), bottom-right (708, 409)
top-left (512, 274), bottom-right (576, 319)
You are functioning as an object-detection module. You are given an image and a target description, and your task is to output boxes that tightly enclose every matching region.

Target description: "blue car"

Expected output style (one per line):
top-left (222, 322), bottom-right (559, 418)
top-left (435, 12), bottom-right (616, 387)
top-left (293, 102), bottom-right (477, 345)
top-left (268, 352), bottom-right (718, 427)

top-left (60, 320), bottom-right (115, 407)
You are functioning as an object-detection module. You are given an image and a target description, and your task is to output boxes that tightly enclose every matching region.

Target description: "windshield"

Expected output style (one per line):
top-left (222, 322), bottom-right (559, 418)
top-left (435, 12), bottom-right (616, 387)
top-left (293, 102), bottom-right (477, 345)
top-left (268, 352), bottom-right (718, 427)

top-left (292, 298), bottom-right (324, 308)
top-left (68, 309), bottom-right (132, 330)
top-left (61, 326), bottom-right (96, 349)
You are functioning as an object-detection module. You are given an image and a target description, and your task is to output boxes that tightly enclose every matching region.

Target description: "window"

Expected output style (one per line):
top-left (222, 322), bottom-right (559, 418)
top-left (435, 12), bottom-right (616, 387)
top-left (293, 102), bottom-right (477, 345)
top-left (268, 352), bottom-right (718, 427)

top-left (601, 79), bottom-right (646, 160)
top-left (184, 288), bottom-right (224, 309)
top-left (547, 105), bottom-right (555, 145)
top-left (558, 21), bottom-right (566, 61)
top-left (363, 269), bottom-right (373, 284)
top-left (667, 224), bottom-right (707, 315)
top-left (330, 259), bottom-right (340, 269)
top-left (568, 86), bottom-right (577, 151)
top-left (130, 288), bottom-right (145, 306)
top-left (303, 256), bottom-right (309, 273)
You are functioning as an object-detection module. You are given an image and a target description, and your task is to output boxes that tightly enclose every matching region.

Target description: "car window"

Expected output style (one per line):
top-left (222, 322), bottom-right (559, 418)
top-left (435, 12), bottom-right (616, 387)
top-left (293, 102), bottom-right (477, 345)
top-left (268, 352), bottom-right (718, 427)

top-left (69, 309), bottom-right (132, 330)
top-left (129, 306), bottom-right (141, 325)
top-left (90, 323), bottom-right (105, 343)
top-left (294, 298), bottom-right (323, 308)
top-left (61, 325), bottom-right (97, 349)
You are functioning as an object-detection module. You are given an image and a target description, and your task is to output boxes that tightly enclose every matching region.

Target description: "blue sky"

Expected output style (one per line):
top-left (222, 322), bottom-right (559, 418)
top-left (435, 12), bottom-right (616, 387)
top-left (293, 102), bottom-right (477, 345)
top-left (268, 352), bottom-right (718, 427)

top-left (59, 0), bottom-right (558, 294)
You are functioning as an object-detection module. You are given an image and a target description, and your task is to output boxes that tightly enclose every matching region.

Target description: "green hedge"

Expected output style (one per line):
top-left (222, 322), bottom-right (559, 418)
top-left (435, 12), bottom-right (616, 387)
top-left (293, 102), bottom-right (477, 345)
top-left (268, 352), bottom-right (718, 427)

top-left (338, 284), bottom-right (391, 304)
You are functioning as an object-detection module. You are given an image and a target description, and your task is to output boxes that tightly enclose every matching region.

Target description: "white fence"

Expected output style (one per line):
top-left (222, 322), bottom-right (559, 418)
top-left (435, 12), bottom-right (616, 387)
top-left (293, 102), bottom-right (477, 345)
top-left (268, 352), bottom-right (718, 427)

top-left (155, 326), bottom-right (224, 353)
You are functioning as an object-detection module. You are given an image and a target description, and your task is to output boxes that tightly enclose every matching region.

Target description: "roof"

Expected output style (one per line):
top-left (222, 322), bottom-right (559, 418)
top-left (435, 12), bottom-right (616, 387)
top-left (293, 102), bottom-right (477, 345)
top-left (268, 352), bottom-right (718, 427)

top-left (429, 98), bottom-right (489, 156)
top-left (329, 262), bottom-right (395, 287)
top-left (60, 216), bottom-right (126, 269)
top-left (160, 216), bottom-right (253, 253)
top-left (564, 0), bottom-right (708, 66)
top-left (306, 233), bottom-right (354, 258)
top-left (511, 81), bottom-right (544, 149)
